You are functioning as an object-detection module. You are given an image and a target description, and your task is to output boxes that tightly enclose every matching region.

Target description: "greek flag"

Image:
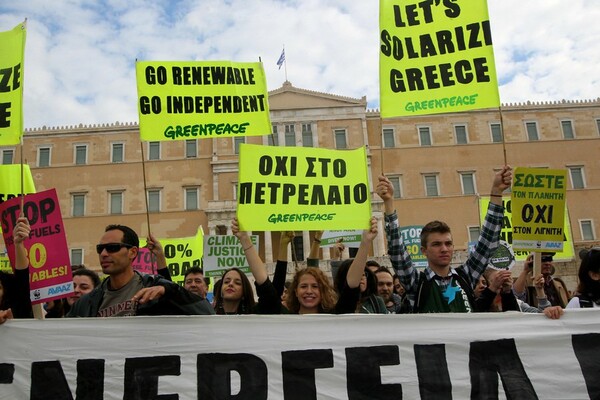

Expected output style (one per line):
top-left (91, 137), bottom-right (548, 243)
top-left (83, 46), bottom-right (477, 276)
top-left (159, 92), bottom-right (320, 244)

top-left (277, 49), bottom-right (285, 69)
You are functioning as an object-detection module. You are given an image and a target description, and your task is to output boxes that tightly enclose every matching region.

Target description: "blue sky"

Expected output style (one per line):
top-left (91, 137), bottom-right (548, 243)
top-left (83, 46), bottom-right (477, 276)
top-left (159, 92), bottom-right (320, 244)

top-left (1, 0), bottom-right (599, 129)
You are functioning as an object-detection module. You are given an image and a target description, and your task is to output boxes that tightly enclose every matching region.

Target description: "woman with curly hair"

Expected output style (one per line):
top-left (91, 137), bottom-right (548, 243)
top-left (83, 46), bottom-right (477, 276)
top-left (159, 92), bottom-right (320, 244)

top-left (286, 217), bottom-right (379, 314)
top-left (286, 267), bottom-right (339, 314)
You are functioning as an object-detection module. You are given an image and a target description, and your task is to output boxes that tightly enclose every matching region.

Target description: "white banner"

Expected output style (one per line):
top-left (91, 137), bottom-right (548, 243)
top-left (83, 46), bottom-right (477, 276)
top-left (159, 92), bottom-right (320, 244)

top-left (1, 311), bottom-right (599, 399)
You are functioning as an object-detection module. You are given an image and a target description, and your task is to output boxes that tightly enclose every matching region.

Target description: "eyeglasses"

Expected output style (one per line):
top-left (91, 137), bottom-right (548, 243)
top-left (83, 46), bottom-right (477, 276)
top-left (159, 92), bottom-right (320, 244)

top-left (96, 242), bottom-right (134, 254)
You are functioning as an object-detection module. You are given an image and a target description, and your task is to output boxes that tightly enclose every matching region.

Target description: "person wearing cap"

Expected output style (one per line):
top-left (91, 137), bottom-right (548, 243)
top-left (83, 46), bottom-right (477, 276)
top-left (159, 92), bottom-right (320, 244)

top-left (566, 248), bottom-right (600, 308)
top-left (68, 224), bottom-right (210, 317)
top-left (514, 252), bottom-right (570, 308)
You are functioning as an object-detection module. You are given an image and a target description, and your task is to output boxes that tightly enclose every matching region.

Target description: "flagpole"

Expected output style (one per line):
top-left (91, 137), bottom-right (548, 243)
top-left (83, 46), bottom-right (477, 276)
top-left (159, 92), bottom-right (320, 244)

top-left (284, 47), bottom-right (288, 82)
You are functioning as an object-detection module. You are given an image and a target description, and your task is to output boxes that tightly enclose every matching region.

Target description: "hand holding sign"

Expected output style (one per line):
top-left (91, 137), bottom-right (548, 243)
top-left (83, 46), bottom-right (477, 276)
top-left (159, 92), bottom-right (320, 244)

top-left (13, 215), bottom-right (30, 244)
top-left (490, 165), bottom-right (513, 204)
top-left (13, 214), bottom-right (30, 272)
top-left (146, 233), bottom-right (167, 271)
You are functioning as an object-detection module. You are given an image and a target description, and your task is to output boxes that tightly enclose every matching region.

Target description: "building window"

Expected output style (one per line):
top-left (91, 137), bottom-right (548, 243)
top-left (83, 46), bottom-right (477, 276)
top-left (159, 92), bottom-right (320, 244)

top-left (569, 166), bottom-right (586, 189)
top-left (285, 124), bottom-right (295, 146)
top-left (454, 125), bottom-right (468, 144)
top-left (580, 220), bottom-right (595, 241)
top-left (72, 194), bottom-right (85, 217)
top-left (460, 172), bottom-right (476, 195)
top-left (185, 140), bottom-right (197, 158)
top-left (234, 137), bottom-right (245, 154)
top-left (525, 121), bottom-right (539, 141)
top-left (111, 143), bottom-right (124, 163)
top-left (1, 149), bottom-right (14, 164)
top-left (74, 144), bottom-right (87, 165)
top-left (70, 249), bottom-right (84, 265)
top-left (596, 119), bottom-right (600, 136)
top-left (383, 128), bottom-right (395, 148)
top-left (468, 226), bottom-right (481, 242)
top-left (389, 176), bottom-right (402, 198)
top-left (334, 129), bottom-right (347, 149)
top-left (185, 187), bottom-right (199, 210)
top-left (148, 142), bottom-right (161, 160)
top-left (270, 124), bottom-right (279, 146)
top-left (418, 126), bottom-right (432, 146)
top-left (110, 191), bottom-right (123, 215)
top-left (560, 120), bottom-right (574, 139)
top-left (147, 189), bottom-right (161, 212)
top-left (302, 123), bottom-right (313, 147)
top-left (38, 147), bottom-right (51, 167)
top-left (424, 174), bottom-right (439, 196)
top-left (490, 123), bottom-right (503, 143)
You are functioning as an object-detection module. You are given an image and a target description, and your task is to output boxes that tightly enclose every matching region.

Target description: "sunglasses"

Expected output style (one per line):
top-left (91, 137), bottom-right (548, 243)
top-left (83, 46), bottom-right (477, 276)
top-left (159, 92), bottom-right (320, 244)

top-left (96, 242), bottom-right (134, 254)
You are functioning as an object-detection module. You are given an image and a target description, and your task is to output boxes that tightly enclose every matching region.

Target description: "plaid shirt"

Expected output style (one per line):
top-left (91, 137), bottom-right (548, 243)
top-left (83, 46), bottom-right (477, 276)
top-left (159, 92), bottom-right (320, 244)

top-left (384, 202), bottom-right (504, 307)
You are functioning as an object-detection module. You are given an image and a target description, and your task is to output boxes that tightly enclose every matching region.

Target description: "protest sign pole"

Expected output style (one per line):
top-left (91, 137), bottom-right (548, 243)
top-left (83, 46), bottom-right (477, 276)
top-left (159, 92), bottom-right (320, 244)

top-left (533, 252), bottom-right (541, 280)
top-left (139, 142), bottom-right (155, 274)
top-left (378, 117), bottom-right (384, 176)
top-left (498, 107), bottom-right (508, 166)
top-left (18, 118), bottom-right (44, 320)
top-left (19, 143), bottom-right (24, 211)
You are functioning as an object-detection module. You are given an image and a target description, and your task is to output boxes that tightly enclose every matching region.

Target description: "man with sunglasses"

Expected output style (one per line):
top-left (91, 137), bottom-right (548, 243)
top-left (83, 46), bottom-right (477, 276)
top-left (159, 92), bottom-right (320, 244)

top-left (68, 224), bottom-right (209, 317)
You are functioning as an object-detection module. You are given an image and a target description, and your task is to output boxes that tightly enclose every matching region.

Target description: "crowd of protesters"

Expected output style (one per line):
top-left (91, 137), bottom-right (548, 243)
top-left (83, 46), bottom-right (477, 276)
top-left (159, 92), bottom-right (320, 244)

top-left (1, 166), bottom-right (597, 323)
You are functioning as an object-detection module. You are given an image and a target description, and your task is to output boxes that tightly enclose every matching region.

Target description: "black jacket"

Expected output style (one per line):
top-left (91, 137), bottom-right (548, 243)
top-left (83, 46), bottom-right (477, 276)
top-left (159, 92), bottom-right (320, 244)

top-left (67, 271), bottom-right (208, 317)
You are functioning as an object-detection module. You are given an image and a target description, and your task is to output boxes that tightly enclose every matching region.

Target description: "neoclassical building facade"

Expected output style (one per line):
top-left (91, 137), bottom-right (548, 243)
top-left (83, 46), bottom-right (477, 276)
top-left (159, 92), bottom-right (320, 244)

top-left (1, 81), bottom-right (599, 290)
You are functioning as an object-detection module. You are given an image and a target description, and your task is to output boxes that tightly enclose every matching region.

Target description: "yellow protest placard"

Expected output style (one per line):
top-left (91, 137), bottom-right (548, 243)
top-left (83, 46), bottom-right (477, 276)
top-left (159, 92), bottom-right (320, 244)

top-left (0, 252), bottom-right (11, 273)
top-left (379, 0), bottom-right (499, 117)
top-left (0, 22), bottom-right (26, 145)
top-left (479, 197), bottom-right (574, 262)
top-left (237, 144), bottom-right (371, 231)
top-left (138, 227), bottom-right (203, 284)
top-left (0, 164), bottom-right (36, 208)
top-left (510, 168), bottom-right (567, 251)
top-left (136, 61), bottom-right (271, 141)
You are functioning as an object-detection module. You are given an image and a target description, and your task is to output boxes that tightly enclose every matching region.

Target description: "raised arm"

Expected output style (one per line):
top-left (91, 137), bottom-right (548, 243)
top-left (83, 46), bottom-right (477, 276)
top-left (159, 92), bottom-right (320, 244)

top-left (273, 231), bottom-right (294, 297)
top-left (14, 215), bottom-right (30, 270)
top-left (11, 215), bottom-right (33, 319)
top-left (464, 166), bottom-right (512, 284)
top-left (513, 254), bottom-right (533, 299)
top-left (231, 217), bottom-right (268, 285)
top-left (346, 217), bottom-right (378, 289)
top-left (376, 175), bottom-right (418, 299)
top-left (306, 230), bottom-right (323, 267)
top-left (146, 233), bottom-right (170, 280)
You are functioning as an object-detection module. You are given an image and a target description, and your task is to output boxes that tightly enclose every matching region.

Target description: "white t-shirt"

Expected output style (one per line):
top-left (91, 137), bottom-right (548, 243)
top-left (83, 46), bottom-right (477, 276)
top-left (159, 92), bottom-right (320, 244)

top-left (566, 296), bottom-right (600, 309)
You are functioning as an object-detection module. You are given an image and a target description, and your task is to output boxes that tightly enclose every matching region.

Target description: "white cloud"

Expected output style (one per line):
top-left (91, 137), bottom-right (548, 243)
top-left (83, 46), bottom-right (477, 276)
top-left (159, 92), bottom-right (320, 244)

top-left (1, 0), bottom-right (599, 128)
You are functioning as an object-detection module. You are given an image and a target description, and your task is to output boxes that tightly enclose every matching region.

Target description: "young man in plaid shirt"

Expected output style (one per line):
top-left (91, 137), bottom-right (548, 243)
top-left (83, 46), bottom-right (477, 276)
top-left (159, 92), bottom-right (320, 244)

top-left (376, 166), bottom-right (512, 313)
